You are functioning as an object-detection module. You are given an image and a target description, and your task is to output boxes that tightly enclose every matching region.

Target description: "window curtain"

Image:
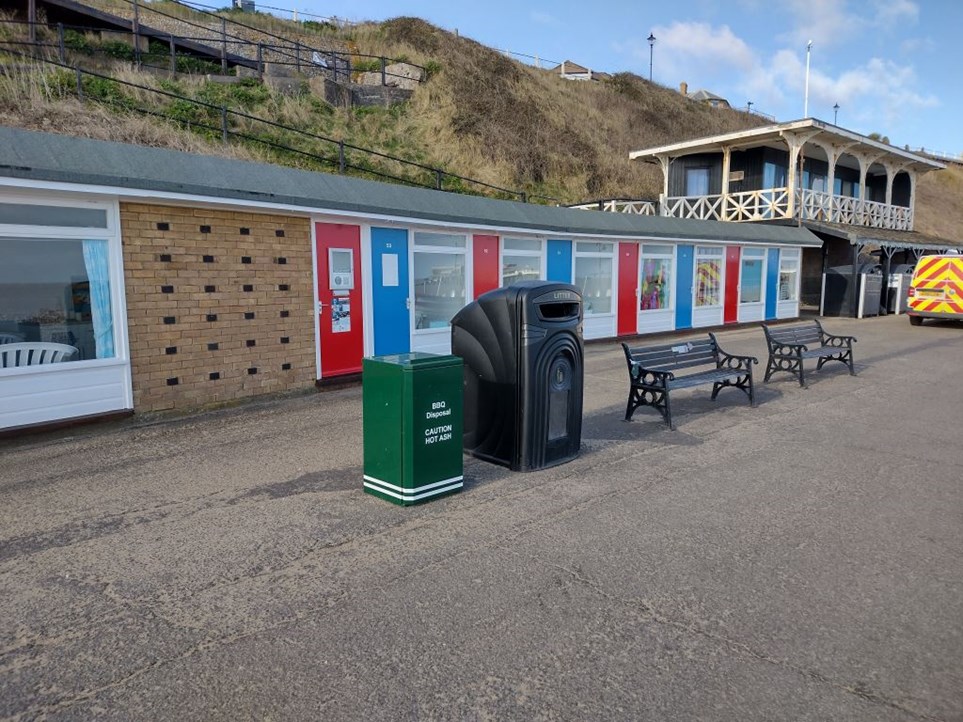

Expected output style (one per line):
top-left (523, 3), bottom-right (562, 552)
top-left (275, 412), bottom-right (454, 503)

top-left (82, 240), bottom-right (114, 358)
top-left (685, 168), bottom-right (710, 196)
top-left (763, 162), bottom-right (787, 190)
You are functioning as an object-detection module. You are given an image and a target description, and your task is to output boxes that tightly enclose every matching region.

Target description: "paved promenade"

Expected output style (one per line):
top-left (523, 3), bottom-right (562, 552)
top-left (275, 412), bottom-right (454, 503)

top-left (1, 314), bottom-right (961, 721)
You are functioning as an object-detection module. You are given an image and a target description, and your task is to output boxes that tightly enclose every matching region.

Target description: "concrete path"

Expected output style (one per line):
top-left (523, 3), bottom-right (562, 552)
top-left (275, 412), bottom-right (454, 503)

top-left (1, 314), bottom-right (961, 721)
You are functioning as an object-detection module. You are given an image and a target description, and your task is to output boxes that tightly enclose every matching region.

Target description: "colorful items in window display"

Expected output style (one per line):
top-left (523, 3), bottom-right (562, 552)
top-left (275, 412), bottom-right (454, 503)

top-left (640, 258), bottom-right (670, 310)
top-left (695, 260), bottom-right (721, 306)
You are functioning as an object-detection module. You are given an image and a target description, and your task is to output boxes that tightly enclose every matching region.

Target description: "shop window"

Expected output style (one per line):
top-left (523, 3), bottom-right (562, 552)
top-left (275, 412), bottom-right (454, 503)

top-left (740, 248), bottom-right (766, 304)
top-left (574, 242), bottom-right (614, 315)
top-left (412, 232), bottom-right (467, 330)
top-left (779, 250), bottom-right (800, 301)
top-left (639, 244), bottom-right (673, 311)
top-left (694, 246), bottom-right (723, 308)
top-left (501, 237), bottom-right (543, 286)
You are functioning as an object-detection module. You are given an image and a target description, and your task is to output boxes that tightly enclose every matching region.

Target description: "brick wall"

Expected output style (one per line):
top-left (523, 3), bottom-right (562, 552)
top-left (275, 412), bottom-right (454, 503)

top-left (120, 203), bottom-right (315, 413)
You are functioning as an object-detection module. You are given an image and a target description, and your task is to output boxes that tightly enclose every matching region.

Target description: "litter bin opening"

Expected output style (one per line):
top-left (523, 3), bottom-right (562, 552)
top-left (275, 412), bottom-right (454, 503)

top-left (538, 301), bottom-right (580, 320)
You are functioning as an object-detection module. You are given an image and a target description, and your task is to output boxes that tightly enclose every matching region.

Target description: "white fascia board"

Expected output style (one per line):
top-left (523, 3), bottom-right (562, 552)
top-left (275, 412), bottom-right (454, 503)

top-left (0, 176), bottom-right (819, 247)
top-left (629, 118), bottom-right (944, 170)
top-left (628, 120), bottom-right (811, 159)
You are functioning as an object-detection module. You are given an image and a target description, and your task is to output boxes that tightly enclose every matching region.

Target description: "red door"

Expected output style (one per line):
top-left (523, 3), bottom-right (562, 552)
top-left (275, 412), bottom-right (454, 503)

top-left (724, 246), bottom-right (740, 324)
top-left (617, 242), bottom-right (639, 336)
top-left (473, 234), bottom-right (499, 297)
top-left (316, 222), bottom-right (363, 377)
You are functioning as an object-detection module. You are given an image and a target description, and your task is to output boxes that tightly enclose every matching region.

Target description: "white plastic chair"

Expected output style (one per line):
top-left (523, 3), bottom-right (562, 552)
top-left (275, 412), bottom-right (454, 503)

top-left (0, 342), bottom-right (79, 368)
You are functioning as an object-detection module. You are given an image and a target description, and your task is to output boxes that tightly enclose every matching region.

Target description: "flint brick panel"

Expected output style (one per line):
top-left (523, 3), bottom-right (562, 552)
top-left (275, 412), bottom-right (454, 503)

top-left (121, 203), bottom-right (314, 413)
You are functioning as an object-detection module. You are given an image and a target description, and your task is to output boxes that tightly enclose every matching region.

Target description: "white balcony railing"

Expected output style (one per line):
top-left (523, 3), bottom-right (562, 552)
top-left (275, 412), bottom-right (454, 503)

top-left (797, 189), bottom-right (913, 230)
top-left (662, 188), bottom-right (791, 222)
top-left (660, 187), bottom-right (913, 231)
top-left (568, 199), bottom-right (659, 215)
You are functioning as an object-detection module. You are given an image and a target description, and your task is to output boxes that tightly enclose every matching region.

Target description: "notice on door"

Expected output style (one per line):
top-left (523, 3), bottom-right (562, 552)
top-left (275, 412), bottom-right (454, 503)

top-left (382, 253), bottom-right (399, 287)
top-left (331, 297), bottom-right (351, 333)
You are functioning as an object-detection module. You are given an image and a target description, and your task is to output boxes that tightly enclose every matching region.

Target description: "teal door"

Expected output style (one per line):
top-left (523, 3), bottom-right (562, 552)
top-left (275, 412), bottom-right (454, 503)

top-left (765, 248), bottom-right (780, 319)
top-left (675, 245), bottom-right (693, 329)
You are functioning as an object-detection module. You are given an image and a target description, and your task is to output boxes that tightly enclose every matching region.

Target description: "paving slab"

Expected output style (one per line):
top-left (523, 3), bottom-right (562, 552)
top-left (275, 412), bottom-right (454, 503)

top-left (1, 314), bottom-right (961, 721)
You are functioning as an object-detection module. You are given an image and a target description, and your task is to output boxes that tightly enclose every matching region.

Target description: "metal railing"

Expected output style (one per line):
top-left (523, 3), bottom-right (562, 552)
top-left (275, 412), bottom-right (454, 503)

top-left (0, 47), bottom-right (559, 203)
top-left (4, 8), bottom-right (424, 86)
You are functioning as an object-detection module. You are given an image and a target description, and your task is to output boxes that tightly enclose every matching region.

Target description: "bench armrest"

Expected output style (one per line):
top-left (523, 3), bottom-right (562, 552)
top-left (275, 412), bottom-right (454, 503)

top-left (715, 347), bottom-right (758, 371)
top-left (820, 332), bottom-right (856, 349)
top-left (629, 362), bottom-right (674, 386)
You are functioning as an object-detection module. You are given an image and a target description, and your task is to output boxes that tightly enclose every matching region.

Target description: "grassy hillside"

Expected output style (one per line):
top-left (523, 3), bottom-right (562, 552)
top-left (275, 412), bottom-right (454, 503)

top-left (916, 164), bottom-right (963, 241)
top-left (0, 6), bottom-right (958, 241)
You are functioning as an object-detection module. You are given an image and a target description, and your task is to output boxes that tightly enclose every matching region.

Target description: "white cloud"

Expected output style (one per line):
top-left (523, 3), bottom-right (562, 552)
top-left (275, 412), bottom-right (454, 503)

top-left (621, 21), bottom-right (756, 88)
top-left (738, 48), bottom-right (938, 126)
top-left (529, 10), bottom-right (559, 27)
top-left (780, 0), bottom-right (854, 47)
top-left (613, 15), bottom-right (937, 135)
top-left (873, 0), bottom-right (919, 26)
top-left (899, 36), bottom-right (936, 55)
top-left (780, 0), bottom-right (919, 47)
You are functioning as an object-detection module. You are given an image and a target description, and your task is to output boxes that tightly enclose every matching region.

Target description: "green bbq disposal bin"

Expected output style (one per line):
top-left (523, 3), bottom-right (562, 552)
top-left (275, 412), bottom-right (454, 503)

top-left (363, 353), bottom-right (464, 506)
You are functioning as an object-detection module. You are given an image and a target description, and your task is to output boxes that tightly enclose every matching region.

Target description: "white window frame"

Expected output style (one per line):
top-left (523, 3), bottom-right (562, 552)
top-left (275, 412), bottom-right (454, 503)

top-left (693, 245), bottom-right (725, 309)
top-left (0, 190), bottom-right (129, 377)
top-left (572, 241), bottom-right (617, 317)
top-left (499, 237), bottom-right (545, 286)
top-left (638, 243), bottom-right (676, 313)
top-left (778, 248), bottom-right (801, 302)
top-left (410, 230), bottom-right (470, 336)
top-left (738, 247), bottom-right (767, 306)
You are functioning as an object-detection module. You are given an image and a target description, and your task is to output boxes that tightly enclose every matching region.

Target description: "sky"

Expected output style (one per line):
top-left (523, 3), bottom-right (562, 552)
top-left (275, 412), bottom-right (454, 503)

top-left (278, 0), bottom-right (961, 158)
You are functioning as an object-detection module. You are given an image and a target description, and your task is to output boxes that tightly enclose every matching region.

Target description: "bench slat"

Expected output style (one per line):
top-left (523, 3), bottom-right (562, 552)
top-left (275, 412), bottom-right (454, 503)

top-left (667, 369), bottom-right (743, 390)
top-left (768, 328), bottom-right (821, 345)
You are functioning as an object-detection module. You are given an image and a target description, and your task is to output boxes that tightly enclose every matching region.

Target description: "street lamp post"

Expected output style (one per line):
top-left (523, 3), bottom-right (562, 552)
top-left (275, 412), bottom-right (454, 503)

top-left (647, 33), bottom-right (655, 82)
top-left (833, 102), bottom-right (839, 124)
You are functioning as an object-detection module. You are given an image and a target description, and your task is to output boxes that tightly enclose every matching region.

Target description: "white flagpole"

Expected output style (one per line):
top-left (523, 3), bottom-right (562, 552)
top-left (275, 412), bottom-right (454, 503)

top-left (804, 40), bottom-right (813, 117)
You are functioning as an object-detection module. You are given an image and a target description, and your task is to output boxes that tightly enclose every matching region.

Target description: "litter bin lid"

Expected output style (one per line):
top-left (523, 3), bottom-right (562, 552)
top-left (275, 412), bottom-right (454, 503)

top-left (368, 352), bottom-right (462, 370)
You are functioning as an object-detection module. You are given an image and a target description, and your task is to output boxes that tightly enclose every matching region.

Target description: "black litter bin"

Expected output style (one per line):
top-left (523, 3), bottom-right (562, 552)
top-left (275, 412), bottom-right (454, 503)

top-left (821, 263), bottom-right (882, 317)
top-left (451, 281), bottom-right (583, 472)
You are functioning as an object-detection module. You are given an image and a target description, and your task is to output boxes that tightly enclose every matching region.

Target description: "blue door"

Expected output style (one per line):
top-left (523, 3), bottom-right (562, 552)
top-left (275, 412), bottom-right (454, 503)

top-left (371, 227), bottom-right (410, 356)
top-left (765, 248), bottom-right (780, 319)
top-left (675, 245), bottom-right (694, 329)
top-left (547, 239), bottom-right (573, 283)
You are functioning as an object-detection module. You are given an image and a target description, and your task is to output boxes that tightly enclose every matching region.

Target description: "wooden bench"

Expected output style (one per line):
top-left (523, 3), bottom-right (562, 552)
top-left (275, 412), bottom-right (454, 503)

top-left (762, 320), bottom-right (856, 388)
top-left (622, 334), bottom-right (758, 430)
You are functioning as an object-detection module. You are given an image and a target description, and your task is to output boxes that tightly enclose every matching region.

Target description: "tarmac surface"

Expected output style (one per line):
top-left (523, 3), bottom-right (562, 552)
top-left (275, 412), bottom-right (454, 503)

top-left (1, 313), bottom-right (961, 721)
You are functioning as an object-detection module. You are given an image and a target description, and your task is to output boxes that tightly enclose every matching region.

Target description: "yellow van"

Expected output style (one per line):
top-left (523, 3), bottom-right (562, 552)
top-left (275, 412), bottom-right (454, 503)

top-left (906, 253), bottom-right (963, 325)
